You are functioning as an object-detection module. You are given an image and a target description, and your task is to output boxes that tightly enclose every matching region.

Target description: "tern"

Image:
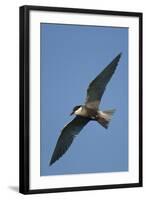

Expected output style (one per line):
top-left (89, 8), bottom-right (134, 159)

top-left (49, 53), bottom-right (122, 166)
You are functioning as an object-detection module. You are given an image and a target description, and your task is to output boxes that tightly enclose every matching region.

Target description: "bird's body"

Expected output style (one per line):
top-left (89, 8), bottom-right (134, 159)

top-left (49, 53), bottom-right (122, 166)
top-left (73, 105), bottom-right (115, 128)
top-left (74, 105), bottom-right (97, 119)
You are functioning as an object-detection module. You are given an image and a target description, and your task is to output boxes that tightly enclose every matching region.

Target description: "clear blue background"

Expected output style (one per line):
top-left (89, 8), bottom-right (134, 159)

top-left (40, 23), bottom-right (128, 176)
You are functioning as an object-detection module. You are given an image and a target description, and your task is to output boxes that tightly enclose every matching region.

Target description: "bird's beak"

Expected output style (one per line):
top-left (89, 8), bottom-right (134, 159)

top-left (70, 111), bottom-right (74, 116)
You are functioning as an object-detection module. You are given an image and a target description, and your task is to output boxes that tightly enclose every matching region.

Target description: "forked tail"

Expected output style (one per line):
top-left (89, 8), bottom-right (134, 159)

top-left (97, 109), bottom-right (116, 129)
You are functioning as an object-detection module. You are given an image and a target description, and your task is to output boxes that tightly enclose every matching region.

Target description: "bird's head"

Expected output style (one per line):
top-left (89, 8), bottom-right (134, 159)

top-left (70, 105), bottom-right (82, 115)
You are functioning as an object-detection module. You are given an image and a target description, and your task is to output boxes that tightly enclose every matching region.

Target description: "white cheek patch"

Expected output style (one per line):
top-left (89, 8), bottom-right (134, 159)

top-left (75, 107), bottom-right (82, 115)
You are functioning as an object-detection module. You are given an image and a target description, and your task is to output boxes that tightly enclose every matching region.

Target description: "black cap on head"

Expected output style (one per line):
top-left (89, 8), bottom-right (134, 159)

top-left (70, 105), bottom-right (81, 115)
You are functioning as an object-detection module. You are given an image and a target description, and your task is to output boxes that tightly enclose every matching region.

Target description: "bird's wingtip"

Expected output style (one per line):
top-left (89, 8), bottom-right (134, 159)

top-left (49, 158), bottom-right (55, 166)
top-left (114, 52), bottom-right (122, 63)
top-left (118, 52), bottom-right (122, 58)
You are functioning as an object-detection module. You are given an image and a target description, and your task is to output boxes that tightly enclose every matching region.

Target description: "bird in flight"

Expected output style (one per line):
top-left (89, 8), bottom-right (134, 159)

top-left (49, 53), bottom-right (122, 166)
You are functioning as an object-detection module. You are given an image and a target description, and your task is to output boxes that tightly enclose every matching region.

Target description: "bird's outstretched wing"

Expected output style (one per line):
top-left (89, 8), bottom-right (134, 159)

top-left (49, 116), bottom-right (90, 165)
top-left (85, 53), bottom-right (122, 109)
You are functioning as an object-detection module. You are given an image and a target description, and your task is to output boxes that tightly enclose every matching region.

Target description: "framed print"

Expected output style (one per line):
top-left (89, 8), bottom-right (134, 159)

top-left (19, 5), bottom-right (143, 194)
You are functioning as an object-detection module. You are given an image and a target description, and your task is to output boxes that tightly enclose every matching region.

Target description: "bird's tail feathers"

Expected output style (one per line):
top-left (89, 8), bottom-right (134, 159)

top-left (96, 109), bottom-right (116, 129)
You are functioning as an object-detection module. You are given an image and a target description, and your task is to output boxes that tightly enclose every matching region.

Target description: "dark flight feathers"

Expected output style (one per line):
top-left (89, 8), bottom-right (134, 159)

top-left (50, 116), bottom-right (90, 165)
top-left (85, 53), bottom-right (121, 109)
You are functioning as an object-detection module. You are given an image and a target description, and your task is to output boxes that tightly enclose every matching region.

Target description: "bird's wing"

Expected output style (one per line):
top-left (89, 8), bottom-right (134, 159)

top-left (49, 116), bottom-right (90, 165)
top-left (85, 53), bottom-right (122, 109)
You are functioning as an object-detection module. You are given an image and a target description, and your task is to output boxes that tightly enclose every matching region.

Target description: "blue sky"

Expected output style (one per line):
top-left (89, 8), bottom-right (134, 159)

top-left (40, 23), bottom-right (128, 176)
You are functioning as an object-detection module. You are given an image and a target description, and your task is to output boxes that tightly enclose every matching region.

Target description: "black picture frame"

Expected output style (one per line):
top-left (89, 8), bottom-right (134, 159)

top-left (19, 5), bottom-right (143, 194)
